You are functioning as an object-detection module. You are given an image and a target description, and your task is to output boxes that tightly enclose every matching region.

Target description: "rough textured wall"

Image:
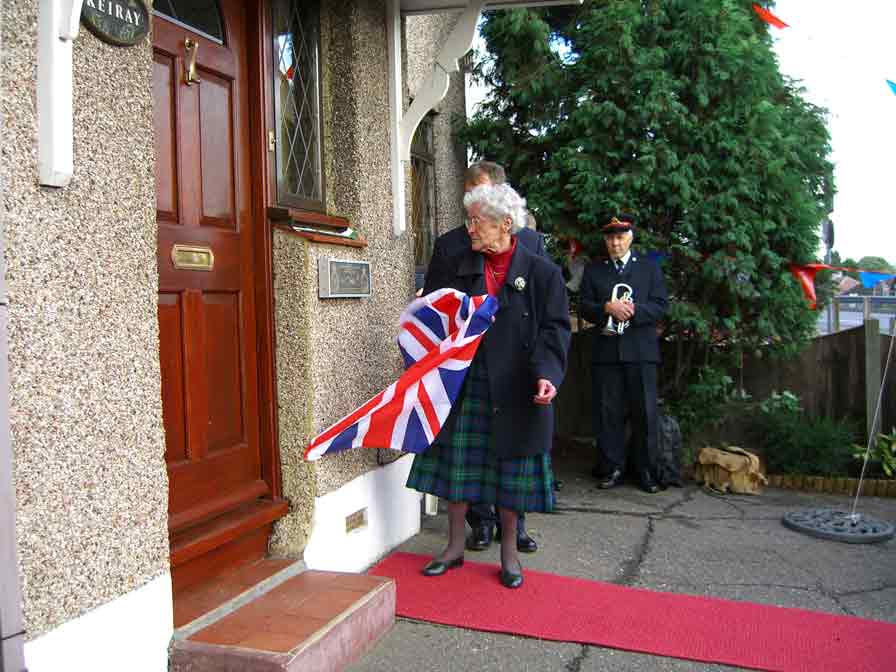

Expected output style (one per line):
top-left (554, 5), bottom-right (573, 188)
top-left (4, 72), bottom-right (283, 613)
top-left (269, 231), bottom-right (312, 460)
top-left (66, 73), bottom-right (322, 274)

top-left (272, 0), bottom-right (414, 542)
top-left (1, 9), bottom-right (168, 639)
top-left (405, 13), bottom-right (467, 237)
top-left (311, 0), bottom-right (413, 495)
top-left (269, 230), bottom-right (317, 556)
top-left (272, 2), bottom-right (470, 554)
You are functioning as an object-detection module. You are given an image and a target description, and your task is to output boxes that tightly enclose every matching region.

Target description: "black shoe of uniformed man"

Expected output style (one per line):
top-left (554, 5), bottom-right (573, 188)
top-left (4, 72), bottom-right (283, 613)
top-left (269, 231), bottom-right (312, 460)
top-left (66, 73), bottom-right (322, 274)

top-left (640, 471), bottom-right (661, 494)
top-left (466, 524), bottom-right (493, 551)
top-left (598, 468), bottom-right (624, 489)
top-left (515, 529), bottom-right (538, 553)
top-left (494, 524), bottom-right (539, 553)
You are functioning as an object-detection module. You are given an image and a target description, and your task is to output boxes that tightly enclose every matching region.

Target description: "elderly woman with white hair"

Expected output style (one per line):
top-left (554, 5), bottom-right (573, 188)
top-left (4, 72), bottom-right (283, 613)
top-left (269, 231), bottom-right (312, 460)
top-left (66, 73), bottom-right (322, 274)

top-left (406, 183), bottom-right (571, 588)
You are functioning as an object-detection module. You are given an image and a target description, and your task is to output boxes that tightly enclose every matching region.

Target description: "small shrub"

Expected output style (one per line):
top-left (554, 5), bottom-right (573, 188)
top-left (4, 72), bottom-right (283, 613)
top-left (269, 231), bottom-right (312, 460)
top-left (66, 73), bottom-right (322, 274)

top-left (751, 390), bottom-right (858, 476)
top-left (758, 390), bottom-right (801, 416)
top-left (667, 366), bottom-right (733, 441)
top-left (852, 428), bottom-right (896, 478)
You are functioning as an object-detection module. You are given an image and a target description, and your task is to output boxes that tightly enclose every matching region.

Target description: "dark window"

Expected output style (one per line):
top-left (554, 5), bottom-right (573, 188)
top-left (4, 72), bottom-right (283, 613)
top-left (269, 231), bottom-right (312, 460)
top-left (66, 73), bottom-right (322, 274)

top-left (411, 117), bottom-right (437, 291)
top-left (272, 0), bottom-right (324, 209)
top-left (154, 0), bottom-right (225, 44)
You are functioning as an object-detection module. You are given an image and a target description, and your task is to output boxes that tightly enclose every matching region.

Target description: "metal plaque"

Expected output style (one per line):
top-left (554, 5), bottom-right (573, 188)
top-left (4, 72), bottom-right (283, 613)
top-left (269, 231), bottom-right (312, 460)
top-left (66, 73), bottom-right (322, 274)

top-left (345, 508), bottom-right (368, 533)
top-left (318, 258), bottom-right (371, 298)
top-left (81, 0), bottom-right (150, 47)
top-left (171, 244), bottom-right (214, 272)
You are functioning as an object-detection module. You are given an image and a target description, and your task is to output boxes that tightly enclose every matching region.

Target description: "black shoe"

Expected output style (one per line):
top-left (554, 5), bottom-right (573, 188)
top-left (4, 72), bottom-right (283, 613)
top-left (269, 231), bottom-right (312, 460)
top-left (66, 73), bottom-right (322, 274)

top-left (499, 561), bottom-right (524, 589)
top-left (494, 524), bottom-right (538, 553)
top-left (640, 472), bottom-right (661, 494)
top-left (465, 525), bottom-right (493, 551)
top-left (598, 469), bottom-right (624, 489)
top-left (516, 530), bottom-right (538, 553)
top-left (422, 555), bottom-right (464, 576)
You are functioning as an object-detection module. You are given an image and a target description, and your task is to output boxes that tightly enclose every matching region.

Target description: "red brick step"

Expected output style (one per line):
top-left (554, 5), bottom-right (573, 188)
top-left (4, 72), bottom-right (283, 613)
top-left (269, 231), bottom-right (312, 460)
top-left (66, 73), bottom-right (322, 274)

top-left (170, 564), bottom-right (395, 672)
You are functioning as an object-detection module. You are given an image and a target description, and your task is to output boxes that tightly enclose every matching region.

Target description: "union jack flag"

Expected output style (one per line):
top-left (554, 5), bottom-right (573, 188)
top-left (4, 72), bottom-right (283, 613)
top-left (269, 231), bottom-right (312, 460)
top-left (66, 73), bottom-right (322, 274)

top-left (304, 289), bottom-right (498, 461)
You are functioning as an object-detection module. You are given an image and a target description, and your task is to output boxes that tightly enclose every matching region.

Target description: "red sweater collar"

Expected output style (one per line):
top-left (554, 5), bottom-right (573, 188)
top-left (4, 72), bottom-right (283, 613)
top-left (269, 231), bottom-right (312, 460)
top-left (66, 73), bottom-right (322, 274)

top-left (483, 237), bottom-right (517, 295)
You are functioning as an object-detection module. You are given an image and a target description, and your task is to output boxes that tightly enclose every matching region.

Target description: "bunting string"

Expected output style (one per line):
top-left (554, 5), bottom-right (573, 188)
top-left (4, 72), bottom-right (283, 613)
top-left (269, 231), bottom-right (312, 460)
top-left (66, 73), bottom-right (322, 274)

top-left (751, 4), bottom-right (896, 99)
top-left (789, 263), bottom-right (896, 310)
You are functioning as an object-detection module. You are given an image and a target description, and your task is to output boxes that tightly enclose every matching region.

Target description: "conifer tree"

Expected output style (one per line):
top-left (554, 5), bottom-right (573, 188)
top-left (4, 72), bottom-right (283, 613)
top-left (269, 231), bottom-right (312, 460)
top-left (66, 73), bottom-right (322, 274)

top-left (460, 0), bottom-right (835, 393)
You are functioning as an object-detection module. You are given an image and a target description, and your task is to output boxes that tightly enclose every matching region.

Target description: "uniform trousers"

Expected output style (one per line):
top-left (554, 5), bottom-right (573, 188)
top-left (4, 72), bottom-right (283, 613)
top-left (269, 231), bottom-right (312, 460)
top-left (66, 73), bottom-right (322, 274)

top-left (593, 362), bottom-right (659, 477)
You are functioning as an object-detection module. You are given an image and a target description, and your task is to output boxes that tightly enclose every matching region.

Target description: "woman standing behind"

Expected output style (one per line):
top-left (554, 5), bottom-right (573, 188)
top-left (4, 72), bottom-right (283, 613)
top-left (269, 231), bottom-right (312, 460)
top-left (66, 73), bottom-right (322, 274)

top-left (406, 183), bottom-right (571, 588)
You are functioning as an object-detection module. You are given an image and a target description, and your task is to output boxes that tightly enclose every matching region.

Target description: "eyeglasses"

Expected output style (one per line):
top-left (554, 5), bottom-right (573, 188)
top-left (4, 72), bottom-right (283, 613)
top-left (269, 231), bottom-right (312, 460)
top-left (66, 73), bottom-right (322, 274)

top-left (466, 213), bottom-right (508, 231)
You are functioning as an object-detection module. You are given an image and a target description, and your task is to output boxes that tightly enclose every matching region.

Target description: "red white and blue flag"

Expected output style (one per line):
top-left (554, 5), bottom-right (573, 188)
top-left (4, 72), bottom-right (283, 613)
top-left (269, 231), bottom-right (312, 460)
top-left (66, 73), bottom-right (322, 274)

top-left (304, 289), bottom-right (498, 461)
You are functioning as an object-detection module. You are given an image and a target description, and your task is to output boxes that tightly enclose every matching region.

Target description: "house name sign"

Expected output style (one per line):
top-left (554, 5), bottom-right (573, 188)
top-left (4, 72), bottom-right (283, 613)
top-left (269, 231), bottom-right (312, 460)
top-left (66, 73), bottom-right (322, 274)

top-left (81, 0), bottom-right (149, 47)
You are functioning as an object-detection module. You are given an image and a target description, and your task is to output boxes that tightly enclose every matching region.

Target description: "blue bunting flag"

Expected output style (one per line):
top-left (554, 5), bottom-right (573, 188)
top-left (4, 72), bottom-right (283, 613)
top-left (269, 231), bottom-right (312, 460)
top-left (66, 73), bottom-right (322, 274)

top-left (859, 271), bottom-right (896, 289)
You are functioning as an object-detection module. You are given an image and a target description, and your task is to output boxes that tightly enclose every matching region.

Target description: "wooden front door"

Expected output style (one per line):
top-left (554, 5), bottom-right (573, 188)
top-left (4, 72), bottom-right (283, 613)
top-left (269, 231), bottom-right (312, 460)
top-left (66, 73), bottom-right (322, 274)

top-left (153, 0), bottom-right (273, 572)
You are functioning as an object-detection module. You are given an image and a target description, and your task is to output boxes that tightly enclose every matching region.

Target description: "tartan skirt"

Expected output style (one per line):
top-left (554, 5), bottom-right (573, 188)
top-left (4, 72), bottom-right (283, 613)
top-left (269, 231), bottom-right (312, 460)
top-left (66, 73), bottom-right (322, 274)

top-left (406, 354), bottom-right (555, 513)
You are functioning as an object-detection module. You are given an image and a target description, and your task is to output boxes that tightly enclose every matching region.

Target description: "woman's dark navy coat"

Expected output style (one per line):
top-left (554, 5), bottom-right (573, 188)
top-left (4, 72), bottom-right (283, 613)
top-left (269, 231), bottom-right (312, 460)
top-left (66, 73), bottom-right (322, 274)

top-left (423, 241), bottom-right (571, 458)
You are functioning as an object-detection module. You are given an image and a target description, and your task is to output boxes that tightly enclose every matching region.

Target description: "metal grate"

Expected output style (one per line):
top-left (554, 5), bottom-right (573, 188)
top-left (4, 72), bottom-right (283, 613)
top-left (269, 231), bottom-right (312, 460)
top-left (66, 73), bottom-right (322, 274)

top-left (273, 0), bottom-right (323, 206)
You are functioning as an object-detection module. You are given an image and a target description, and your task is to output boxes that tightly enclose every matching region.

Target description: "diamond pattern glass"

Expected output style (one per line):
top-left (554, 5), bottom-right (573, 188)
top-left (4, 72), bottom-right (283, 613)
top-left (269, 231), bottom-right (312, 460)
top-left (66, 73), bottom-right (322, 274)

top-left (273, 0), bottom-right (323, 205)
top-left (411, 118), bottom-right (436, 271)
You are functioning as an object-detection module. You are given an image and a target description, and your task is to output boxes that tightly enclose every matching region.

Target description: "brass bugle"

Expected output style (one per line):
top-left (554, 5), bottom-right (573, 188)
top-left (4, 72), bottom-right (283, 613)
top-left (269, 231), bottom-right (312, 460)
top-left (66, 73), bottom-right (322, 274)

top-left (602, 282), bottom-right (633, 336)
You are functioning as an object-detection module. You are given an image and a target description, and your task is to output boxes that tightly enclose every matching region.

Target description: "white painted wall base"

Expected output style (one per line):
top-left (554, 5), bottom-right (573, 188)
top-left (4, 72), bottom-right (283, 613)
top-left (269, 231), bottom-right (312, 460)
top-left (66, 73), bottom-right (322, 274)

top-left (24, 572), bottom-right (173, 672)
top-left (304, 455), bottom-right (422, 572)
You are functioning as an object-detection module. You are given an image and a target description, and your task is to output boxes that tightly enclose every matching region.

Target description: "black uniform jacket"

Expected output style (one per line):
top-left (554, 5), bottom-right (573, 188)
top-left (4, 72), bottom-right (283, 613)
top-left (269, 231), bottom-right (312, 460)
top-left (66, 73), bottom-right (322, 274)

top-left (426, 241), bottom-right (571, 458)
top-left (423, 225), bottom-right (546, 295)
top-left (579, 252), bottom-right (668, 364)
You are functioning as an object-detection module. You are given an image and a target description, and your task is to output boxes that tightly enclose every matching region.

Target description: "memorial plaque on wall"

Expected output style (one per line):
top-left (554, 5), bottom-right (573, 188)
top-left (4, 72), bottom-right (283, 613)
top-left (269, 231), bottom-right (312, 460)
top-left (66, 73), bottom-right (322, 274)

top-left (318, 258), bottom-right (371, 299)
top-left (81, 0), bottom-right (150, 47)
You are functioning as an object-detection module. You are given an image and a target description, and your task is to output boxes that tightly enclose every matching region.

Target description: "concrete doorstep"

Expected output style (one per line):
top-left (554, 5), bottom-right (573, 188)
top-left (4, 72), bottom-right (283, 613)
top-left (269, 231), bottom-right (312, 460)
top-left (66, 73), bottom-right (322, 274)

top-left (169, 561), bottom-right (395, 672)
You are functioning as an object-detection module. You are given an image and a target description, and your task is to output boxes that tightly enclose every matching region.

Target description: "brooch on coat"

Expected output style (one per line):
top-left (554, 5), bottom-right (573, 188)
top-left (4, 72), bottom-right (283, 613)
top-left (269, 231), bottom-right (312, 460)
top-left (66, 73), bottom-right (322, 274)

top-left (513, 276), bottom-right (526, 292)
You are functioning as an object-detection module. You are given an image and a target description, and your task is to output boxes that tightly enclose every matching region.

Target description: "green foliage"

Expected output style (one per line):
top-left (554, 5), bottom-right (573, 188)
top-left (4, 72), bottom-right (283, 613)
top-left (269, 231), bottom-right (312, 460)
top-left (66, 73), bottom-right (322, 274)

top-left (857, 256), bottom-right (894, 273)
top-left (751, 391), bottom-right (857, 476)
top-left (852, 428), bottom-right (896, 478)
top-left (840, 256), bottom-right (860, 280)
top-left (459, 0), bottom-right (836, 395)
top-left (758, 390), bottom-right (800, 416)
top-left (666, 365), bottom-right (733, 441)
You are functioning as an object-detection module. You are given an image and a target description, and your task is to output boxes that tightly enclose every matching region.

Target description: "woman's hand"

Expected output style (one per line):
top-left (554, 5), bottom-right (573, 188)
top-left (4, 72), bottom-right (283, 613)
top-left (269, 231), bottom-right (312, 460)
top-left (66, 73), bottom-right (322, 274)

top-left (533, 378), bottom-right (557, 405)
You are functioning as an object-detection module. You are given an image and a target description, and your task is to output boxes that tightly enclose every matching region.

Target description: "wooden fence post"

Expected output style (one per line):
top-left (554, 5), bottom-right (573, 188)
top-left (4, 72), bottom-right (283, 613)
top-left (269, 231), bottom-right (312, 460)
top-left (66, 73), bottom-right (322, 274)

top-left (865, 318), bottom-right (881, 440)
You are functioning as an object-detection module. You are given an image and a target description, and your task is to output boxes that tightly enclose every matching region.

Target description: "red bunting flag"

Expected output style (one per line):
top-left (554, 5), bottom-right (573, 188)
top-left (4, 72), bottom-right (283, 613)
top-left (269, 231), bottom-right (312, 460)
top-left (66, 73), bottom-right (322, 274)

top-left (788, 263), bottom-right (896, 309)
top-left (567, 237), bottom-right (584, 258)
top-left (752, 4), bottom-right (789, 29)
top-left (789, 264), bottom-right (825, 310)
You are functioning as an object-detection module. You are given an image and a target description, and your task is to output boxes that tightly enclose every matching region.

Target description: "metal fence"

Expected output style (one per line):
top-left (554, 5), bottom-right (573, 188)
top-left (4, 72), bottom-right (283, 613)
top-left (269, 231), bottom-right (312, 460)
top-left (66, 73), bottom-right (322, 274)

top-left (819, 296), bottom-right (896, 336)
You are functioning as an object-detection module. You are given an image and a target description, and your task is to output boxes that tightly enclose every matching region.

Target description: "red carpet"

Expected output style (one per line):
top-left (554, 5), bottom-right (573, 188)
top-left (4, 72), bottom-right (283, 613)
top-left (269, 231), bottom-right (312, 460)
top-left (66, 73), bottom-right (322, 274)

top-left (369, 552), bottom-right (894, 672)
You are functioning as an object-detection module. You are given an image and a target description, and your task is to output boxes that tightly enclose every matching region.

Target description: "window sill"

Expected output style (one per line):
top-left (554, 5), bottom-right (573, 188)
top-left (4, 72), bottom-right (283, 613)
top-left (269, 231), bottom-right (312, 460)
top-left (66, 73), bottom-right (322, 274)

top-left (273, 223), bottom-right (367, 248)
top-left (269, 207), bottom-right (367, 249)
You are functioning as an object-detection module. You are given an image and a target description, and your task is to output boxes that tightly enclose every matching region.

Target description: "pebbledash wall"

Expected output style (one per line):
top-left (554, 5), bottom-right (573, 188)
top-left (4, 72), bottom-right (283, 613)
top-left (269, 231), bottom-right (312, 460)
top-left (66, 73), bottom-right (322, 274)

top-left (1, 1), bottom-right (467, 671)
top-left (270, 3), bottom-right (467, 572)
top-left (1, 2), bottom-right (171, 671)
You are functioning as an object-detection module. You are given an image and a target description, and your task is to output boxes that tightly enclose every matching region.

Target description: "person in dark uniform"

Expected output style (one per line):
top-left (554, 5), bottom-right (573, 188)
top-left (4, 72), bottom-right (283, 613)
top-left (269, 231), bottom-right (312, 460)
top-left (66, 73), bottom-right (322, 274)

top-left (423, 161), bottom-right (547, 554)
top-left (578, 214), bottom-right (668, 493)
top-left (407, 183), bottom-right (570, 588)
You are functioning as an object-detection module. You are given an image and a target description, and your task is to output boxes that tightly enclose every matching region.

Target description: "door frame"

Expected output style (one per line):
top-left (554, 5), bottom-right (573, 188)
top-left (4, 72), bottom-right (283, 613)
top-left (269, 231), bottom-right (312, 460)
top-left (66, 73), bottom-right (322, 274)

top-left (245, 0), bottom-right (283, 501)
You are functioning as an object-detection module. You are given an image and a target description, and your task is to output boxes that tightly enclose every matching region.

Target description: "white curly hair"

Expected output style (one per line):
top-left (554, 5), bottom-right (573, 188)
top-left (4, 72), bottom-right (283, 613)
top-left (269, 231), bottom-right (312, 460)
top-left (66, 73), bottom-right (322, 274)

top-left (463, 183), bottom-right (528, 233)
